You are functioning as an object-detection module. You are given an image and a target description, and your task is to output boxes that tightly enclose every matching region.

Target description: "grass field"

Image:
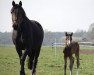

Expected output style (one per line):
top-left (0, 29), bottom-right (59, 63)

top-left (0, 45), bottom-right (94, 75)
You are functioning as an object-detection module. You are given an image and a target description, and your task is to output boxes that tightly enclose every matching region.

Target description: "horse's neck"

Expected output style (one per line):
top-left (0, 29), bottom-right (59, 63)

top-left (23, 16), bottom-right (30, 22)
top-left (65, 41), bottom-right (72, 46)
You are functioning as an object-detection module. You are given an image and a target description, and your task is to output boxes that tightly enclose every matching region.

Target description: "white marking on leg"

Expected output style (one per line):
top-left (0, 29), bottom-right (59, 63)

top-left (76, 68), bottom-right (79, 75)
top-left (70, 70), bottom-right (72, 75)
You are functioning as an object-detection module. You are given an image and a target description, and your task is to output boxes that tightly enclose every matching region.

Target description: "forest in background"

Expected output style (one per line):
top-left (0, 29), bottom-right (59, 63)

top-left (0, 30), bottom-right (90, 46)
top-left (1, 23), bottom-right (94, 45)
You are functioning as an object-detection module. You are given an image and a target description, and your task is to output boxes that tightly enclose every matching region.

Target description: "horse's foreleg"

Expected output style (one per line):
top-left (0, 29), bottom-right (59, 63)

top-left (20, 50), bottom-right (28, 75)
top-left (64, 56), bottom-right (67, 75)
top-left (16, 47), bottom-right (22, 64)
top-left (69, 56), bottom-right (74, 75)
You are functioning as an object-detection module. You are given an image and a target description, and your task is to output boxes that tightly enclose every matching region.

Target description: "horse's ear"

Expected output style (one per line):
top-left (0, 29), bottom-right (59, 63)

top-left (19, 1), bottom-right (22, 7)
top-left (65, 32), bottom-right (67, 36)
top-left (71, 32), bottom-right (73, 36)
top-left (12, 1), bottom-right (15, 6)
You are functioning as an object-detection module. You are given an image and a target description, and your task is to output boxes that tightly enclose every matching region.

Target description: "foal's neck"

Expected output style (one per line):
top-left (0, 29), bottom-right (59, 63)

top-left (65, 40), bottom-right (72, 46)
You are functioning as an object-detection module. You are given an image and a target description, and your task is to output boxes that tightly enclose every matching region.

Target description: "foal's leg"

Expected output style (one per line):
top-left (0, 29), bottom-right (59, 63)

top-left (64, 56), bottom-right (67, 75)
top-left (69, 56), bottom-right (74, 75)
top-left (75, 53), bottom-right (80, 75)
top-left (20, 50), bottom-right (28, 75)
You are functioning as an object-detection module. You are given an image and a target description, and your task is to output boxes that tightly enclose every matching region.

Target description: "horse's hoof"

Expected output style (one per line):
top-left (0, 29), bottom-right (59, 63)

top-left (20, 70), bottom-right (25, 75)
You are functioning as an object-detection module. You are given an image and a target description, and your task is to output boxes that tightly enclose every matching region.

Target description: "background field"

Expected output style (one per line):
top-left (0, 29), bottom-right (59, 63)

top-left (0, 45), bottom-right (94, 75)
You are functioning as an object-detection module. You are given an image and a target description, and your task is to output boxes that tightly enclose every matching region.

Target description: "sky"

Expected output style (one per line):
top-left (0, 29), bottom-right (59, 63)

top-left (0, 0), bottom-right (94, 32)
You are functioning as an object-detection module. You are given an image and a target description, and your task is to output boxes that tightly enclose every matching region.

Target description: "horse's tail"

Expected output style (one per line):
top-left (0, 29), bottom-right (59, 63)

top-left (27, 56), bottom-right (34, 70)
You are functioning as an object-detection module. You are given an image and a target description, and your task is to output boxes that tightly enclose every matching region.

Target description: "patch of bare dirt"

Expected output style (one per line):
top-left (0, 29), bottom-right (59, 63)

top-left (80, 50), bottom-right (94, 54)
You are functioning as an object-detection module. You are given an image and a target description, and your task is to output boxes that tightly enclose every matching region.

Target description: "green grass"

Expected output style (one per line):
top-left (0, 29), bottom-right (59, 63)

top-left (0, 46), bottom-right (94, 75)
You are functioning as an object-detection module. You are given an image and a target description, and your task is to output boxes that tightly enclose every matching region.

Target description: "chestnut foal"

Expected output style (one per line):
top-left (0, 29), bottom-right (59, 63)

top-left (63, 32), bottom-right (80, 75)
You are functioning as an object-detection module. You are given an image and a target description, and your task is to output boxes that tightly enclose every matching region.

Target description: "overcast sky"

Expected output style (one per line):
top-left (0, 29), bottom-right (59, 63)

top-left (0, 0), bottom-right (94, 32)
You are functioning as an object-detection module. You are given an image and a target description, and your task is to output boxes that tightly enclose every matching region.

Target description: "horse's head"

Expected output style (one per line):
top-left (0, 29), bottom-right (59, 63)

top-left (65, 32), bottom-right (73, 45)
top-left (11, 1), bottom-right (26, 30)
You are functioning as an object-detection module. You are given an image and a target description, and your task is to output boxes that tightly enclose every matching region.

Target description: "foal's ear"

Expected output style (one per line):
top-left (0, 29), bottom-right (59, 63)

top-left (65, 32), bottom-right (68, 36)
top-left (70, 32), bottom-right (73, 36)
top-left (12, 1), bottom-right (15, 6)
top-left (19, 1), bottom-right (22, 7)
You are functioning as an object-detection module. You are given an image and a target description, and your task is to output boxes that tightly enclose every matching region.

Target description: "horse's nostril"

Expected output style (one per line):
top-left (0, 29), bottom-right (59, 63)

top-left (13, 20), bottom-right (18, 25)
top-left (12, 24), bottom-right (18, 30)
top-left (14, 20), bottom-right (17, 22)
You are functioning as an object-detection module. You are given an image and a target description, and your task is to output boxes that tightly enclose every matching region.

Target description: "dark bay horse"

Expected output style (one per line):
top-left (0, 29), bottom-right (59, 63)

top-left (63, 32), bottom-right (80, 75)
top-left (11, 1), bottom-right (44, 75)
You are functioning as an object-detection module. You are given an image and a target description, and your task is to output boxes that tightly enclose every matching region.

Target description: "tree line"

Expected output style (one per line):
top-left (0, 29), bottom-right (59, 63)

top-left (0, 30), bottom-right (90, 46)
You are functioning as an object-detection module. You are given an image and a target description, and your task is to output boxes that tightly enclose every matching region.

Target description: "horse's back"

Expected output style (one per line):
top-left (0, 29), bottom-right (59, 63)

top-left (70, 41), bottom-right (79, 54)
top-left (70, 41), bottom-right (79, 47)
top-left (30, 20), bottom-right (44, 37)
top-left (29, 20), bottom-right (44, 48)
top-left (31, 20), bottom-right (43, 31)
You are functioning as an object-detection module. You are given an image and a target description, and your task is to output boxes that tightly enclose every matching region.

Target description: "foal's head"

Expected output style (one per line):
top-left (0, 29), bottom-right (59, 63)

top-left (11, 1), bottom-right (26, 30)
top-left (65, 32), bottom-right (73, 45)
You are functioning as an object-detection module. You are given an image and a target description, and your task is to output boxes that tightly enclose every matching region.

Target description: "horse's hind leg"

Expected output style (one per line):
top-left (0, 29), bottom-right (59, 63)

top-left (75, 53), bottom-right (80, 75)
top-left (28, 51), bottom-right (35, 70)
top-left (32, 49), bottom-right (41, 75)
top-left (64, 56), bottom-right (67, 75)
top-left (69, 56), bottom-right (74, 75)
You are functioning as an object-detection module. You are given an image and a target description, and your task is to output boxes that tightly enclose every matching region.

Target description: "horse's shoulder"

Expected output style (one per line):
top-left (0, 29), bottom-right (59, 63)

top-left (69, 41), bottom-right (78, 46)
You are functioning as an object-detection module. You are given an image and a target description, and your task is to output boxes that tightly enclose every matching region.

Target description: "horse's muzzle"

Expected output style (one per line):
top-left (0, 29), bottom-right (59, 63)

top-left (12, 24), bottom-right (18, 30)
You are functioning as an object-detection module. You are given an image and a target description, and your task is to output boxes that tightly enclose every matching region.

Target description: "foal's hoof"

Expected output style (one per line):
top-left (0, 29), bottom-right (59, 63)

top-left (20, 70), bottom-right (25, 75)
top-left (32, 73), bottom-right (36, 75)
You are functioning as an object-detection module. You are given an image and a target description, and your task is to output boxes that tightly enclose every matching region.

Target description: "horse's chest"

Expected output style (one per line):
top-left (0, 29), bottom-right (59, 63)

top-left (12, 30), bottom-right (24, 44)
top-left (12, 30), bottom-right (17, 40)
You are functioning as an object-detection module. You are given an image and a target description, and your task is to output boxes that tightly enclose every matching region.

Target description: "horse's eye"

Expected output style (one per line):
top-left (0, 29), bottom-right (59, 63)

top-left (11, 9), bottom-right (14, 13)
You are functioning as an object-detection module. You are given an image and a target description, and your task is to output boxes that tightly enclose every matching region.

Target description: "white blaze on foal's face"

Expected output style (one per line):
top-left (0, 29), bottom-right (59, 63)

top-left (67, 39), bottom-right (71, 45)
top-left (65, 32), bottom-right (73, 45)
top-left (66, 35), bottom-right (72, 45)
